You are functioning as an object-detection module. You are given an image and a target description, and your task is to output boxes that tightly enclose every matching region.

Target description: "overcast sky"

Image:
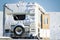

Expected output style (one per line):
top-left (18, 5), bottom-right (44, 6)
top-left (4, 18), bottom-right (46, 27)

top-left (0, 0), bottom-right (60, 12)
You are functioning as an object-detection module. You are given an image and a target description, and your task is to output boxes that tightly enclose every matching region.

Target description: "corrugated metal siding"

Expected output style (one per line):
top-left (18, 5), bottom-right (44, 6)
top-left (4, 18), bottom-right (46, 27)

top-left (48, 12), bottom-right (60, 40)
top-left (0, 11), bottom-right (3, 37)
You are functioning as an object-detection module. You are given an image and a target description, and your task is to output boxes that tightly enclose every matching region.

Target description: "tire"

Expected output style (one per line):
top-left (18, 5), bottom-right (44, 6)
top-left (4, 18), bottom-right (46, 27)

top-left (14, 25), bottom-right (25, 36)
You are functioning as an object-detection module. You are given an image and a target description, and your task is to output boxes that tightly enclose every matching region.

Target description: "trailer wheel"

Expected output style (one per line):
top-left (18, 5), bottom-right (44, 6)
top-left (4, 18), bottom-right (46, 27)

top-left (14, 25), bottom-right (25, 36)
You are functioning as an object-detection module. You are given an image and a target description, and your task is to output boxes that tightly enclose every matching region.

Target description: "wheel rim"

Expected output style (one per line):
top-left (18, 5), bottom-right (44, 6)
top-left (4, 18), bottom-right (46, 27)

top-left (15, 27), bottom-right (23, 35)
top-left (14, 25), bottom-right (25, 36)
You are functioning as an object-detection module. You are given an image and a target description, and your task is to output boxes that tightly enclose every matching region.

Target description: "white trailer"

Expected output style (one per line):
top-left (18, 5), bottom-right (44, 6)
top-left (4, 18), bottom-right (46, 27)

top-left (3, 1), bottom-right (50, 40)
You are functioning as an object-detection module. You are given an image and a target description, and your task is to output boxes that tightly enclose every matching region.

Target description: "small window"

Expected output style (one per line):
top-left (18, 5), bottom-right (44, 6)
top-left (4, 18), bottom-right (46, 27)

top-left (13, 14), bottom-right (26, 20)
top-left (5, 29), bottom-right (10, 33)
top-left (44, 16), bottom-right (48, 24)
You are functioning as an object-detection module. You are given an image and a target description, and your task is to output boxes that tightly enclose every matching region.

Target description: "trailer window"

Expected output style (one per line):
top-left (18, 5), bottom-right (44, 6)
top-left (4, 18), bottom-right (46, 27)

top-left (13, 14), bottom-right (25, 20)
top-left (44, 16), bottom-right (48, 24)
